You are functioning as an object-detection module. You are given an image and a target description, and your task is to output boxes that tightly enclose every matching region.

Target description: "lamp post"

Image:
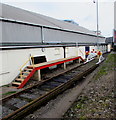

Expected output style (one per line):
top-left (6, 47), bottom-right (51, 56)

top-left (93, 0), bottom-right (99, 51)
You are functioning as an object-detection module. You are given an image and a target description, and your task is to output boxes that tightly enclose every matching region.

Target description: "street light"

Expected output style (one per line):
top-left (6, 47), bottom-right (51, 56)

top-left (93, 0), bottom-right (99, 51)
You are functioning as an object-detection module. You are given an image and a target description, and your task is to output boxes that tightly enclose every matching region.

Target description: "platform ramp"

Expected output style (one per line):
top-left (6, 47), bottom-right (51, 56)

top-left (12, 56), bottom-right (84, 89)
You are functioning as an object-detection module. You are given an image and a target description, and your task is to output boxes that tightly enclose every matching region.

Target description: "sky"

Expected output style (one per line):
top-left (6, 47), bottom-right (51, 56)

top-left (1, 0), bottom-right (115, 37)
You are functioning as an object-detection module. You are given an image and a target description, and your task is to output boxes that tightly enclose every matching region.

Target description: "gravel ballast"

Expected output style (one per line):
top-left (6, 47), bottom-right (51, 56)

top-left (63, 52), bottom-right (115, 119)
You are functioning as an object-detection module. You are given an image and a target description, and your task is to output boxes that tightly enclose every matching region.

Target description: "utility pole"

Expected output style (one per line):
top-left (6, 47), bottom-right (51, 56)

top-left (93, 0), bottom-right (99, 51)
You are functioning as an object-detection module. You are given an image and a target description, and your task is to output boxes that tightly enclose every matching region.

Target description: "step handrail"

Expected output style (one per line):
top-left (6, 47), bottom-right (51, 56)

top-left (17, 56), bottom-right (85, 88)
top-left (79, 48), bottom-right (84, 56)
top-left (20, 56), bottom-right (34, 78)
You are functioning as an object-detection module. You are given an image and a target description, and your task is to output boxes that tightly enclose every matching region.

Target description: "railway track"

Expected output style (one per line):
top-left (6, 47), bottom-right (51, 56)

top-left (0, 57), bottom-right (104, 120)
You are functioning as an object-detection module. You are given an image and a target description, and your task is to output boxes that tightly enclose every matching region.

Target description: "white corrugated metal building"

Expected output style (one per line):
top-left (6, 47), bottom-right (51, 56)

top-left (0, 3), bottom-right (107, 86)
top-left (0, 3), bottom-right (106, 44)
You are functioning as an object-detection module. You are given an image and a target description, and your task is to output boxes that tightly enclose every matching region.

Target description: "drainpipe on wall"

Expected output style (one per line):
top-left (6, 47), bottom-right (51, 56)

top-left (41, 26), bottom-right (44, 43)
top-left (63, 46), bottom-right (66, 58)
top-left (63, 46), bottom-right (66, 69)
top-left (41, 26), bottom-right (45, 52)
top-left (29, 54), bottom-right (32, 65)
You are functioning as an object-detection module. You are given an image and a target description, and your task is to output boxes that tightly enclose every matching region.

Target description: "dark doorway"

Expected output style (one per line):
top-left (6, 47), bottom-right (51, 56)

top-left (85, 46), bottom-right (90, 58)
top-left (33, 56), bottom-right (47, 64)
top-left (32, 56), bottom-right (49, 74)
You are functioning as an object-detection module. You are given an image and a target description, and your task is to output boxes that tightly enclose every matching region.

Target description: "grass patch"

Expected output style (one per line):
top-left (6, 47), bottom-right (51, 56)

top-left (80, 116), bottom-right (87, 120)
top-left (106, 54), bottom-right (116, 63)
top-left (1, 84), bottom-right (10, 87)
top-left (95, 66), bottom-right (107, 80)
top-left (76, 103), bottom-right (83, 109)
top-left (105, 54), bottom-right (116, 68)
top-left (95, 53), bottom-right (116, 80)
top-left (2, 91), bottom-right (16, 96)
top-left (74, 96), bottom-right (88, 110)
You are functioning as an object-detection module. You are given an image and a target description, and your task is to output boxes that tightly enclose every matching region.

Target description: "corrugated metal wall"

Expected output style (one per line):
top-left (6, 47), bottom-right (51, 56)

top-left (0, 21), bottom-right (2, 43)
top-left (1, 21), bottom-right (105, 44)
top-left (2, 22), bottom-right (42, 43)
top-left (44, 28), bottom-right (105, 43)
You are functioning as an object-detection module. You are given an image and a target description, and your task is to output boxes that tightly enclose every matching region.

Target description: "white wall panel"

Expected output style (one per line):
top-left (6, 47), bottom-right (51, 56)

top-left (0, 47), bottom-right (64, 86)
top-left (45, 47), bottom-right (64, 61)
top-left (66, 47), bottom-right (78, 58)
top-left (0, 44), bottom-right (107, 86)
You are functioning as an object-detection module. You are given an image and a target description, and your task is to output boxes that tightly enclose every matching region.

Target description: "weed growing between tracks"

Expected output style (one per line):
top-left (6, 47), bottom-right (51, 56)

top-left (63, 53), bottom-right (115, 119)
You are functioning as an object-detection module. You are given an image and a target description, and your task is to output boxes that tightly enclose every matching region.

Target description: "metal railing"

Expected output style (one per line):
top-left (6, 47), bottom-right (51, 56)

top-left (79, 48), bottom-right (84, 56)
top-left (20, 56), bottom-right (34, 78)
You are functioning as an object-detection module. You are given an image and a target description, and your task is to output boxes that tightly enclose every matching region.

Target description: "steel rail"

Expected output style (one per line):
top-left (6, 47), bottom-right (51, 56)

top-left (1, 62), bottom-right (84, 102)
top-left (1, 59), bottom-right (99, 120)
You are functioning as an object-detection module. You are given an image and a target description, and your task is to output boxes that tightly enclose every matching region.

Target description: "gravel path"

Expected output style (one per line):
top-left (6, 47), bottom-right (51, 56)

top-left (63, 53), bottom-right (115, 119)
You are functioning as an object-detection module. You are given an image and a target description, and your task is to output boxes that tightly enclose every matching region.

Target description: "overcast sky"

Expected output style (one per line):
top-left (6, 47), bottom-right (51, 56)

top-left (2, 0), bottom-right (115, 37)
